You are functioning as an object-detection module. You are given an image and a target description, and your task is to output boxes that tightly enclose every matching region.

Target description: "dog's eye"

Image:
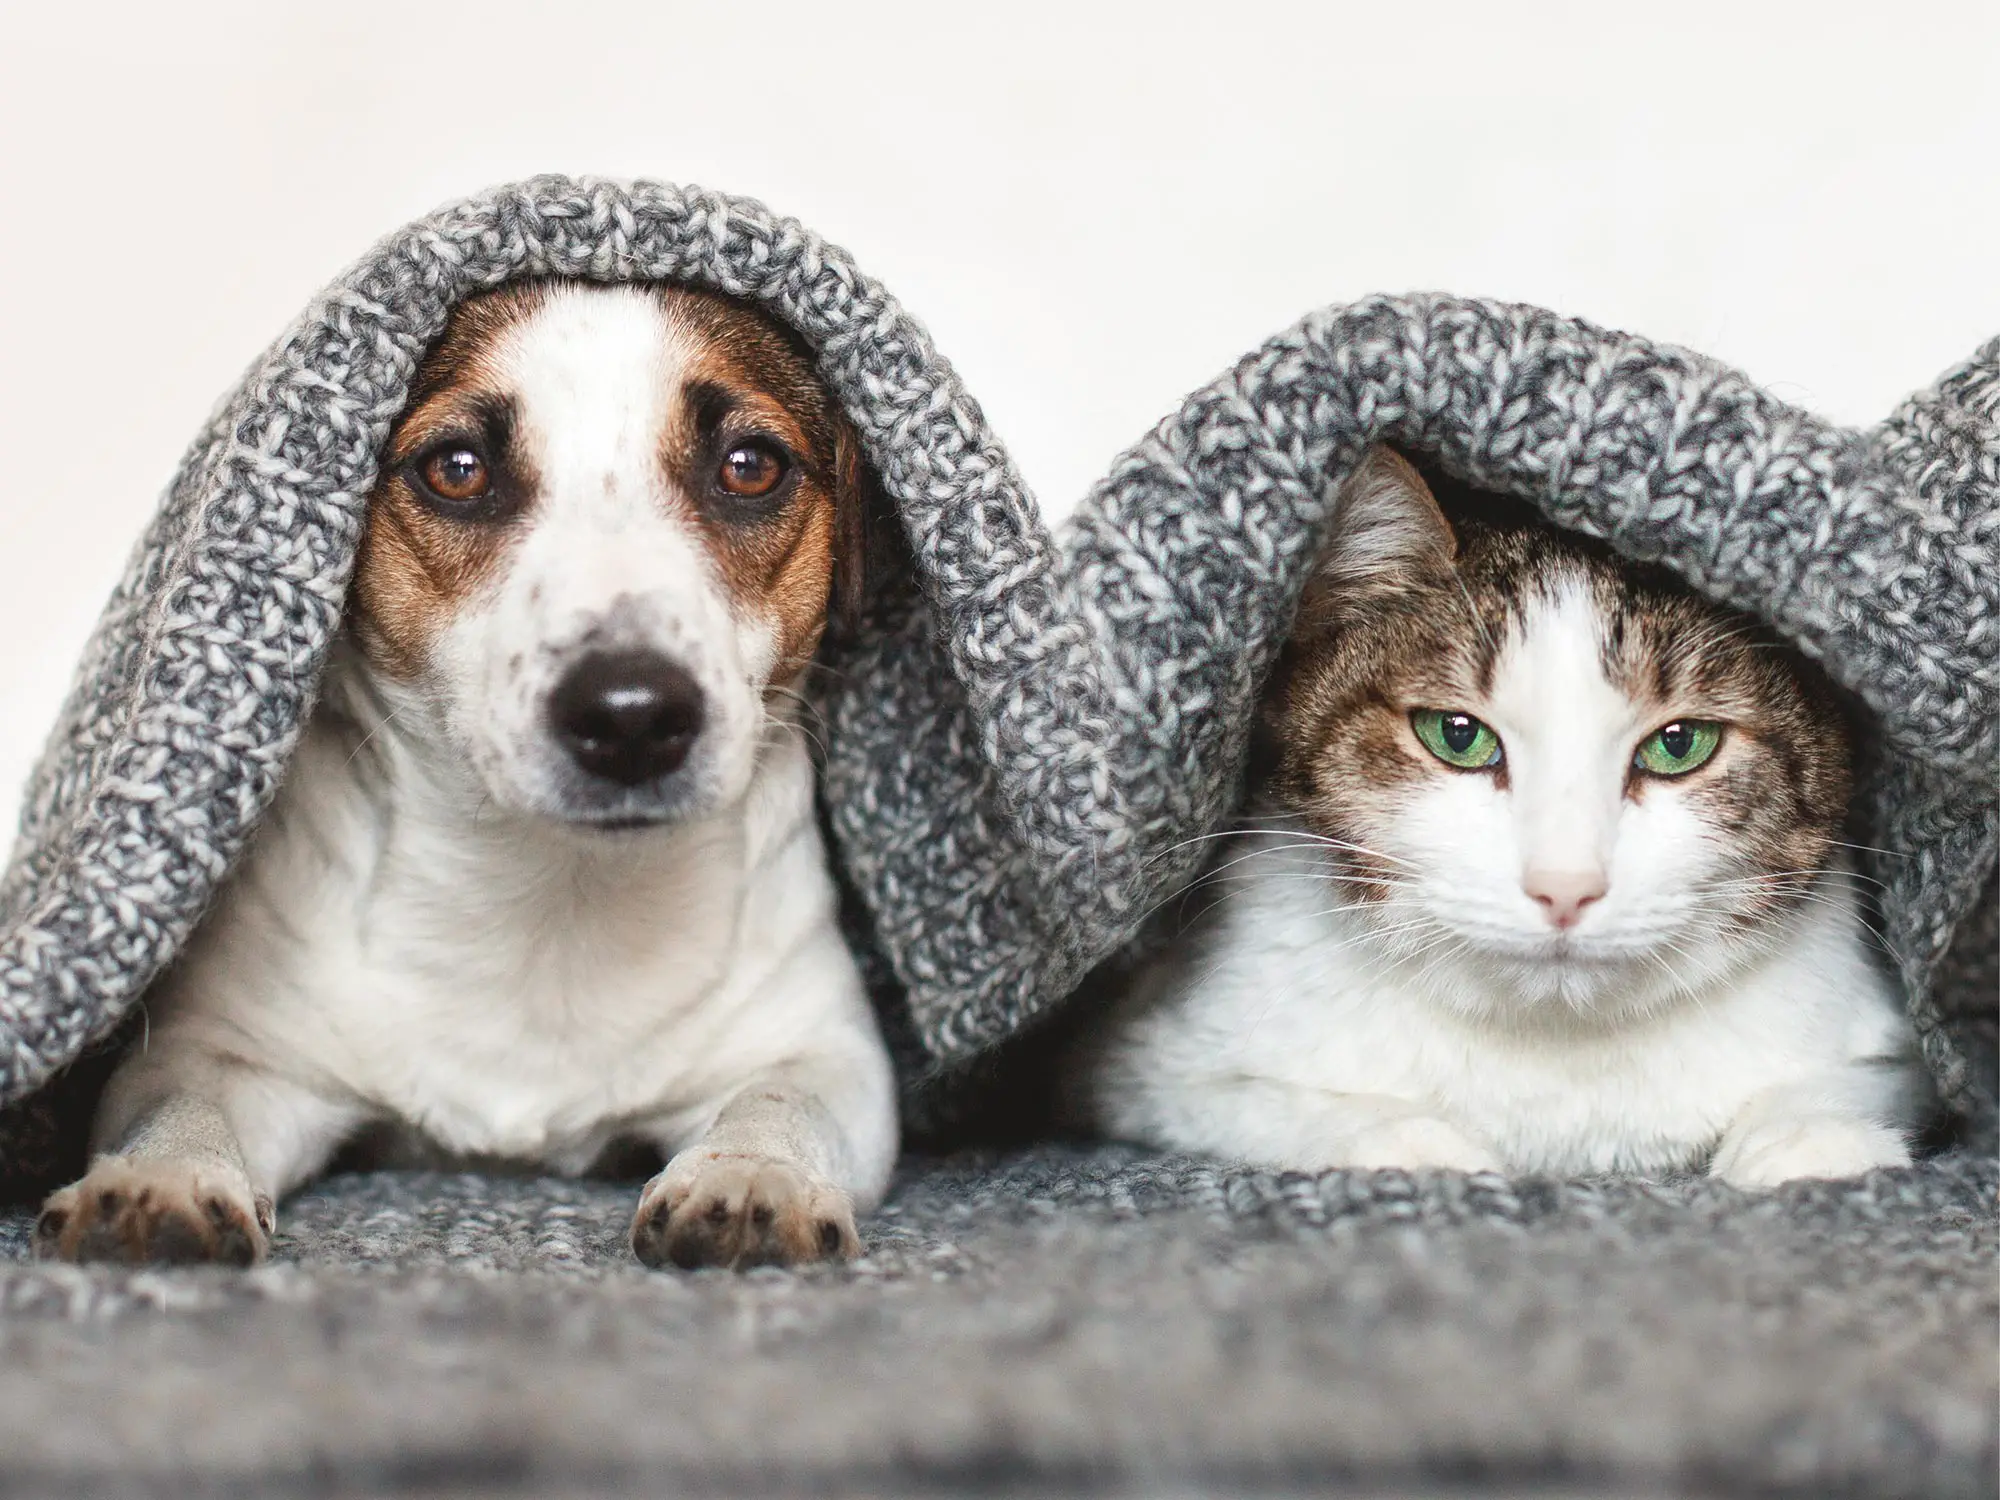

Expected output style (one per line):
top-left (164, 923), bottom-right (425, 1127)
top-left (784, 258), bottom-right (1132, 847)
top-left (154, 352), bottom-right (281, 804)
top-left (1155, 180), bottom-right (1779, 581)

top-left (417, 445), bottom-right (491, 503)
top-left (717, 443), bottom-right (787, 499)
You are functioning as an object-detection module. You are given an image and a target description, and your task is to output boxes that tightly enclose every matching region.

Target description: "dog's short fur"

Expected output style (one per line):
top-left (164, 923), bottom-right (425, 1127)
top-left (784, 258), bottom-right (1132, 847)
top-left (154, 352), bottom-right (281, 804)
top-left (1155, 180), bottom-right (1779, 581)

top-left (36, 281), bottom-right (898, 1269)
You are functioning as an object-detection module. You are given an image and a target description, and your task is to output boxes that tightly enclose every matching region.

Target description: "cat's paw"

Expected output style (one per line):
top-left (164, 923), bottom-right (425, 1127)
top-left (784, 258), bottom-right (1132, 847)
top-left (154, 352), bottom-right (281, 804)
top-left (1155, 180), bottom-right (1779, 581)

top-left (34, 1157), bottom-right (272, 1266)
top-left (630, 1153), bottom-right (860, 1270)
top-left (1710, 1115), bottom-right (1911, 1189)
top-left (1342, 1114), bottom-right (1502, 1173)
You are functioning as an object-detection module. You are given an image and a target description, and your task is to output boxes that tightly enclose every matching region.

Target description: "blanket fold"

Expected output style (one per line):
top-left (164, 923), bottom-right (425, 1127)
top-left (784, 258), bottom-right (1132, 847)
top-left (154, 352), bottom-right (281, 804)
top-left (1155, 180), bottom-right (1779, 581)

top-left (1, 176), bottom-right (1993, 1186)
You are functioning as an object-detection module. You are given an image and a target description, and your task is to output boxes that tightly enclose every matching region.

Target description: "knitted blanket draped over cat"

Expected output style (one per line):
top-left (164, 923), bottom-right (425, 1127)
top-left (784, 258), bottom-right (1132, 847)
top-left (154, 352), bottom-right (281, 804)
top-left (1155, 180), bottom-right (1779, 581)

top-left (0, 177), bottom-right (1991, 1184)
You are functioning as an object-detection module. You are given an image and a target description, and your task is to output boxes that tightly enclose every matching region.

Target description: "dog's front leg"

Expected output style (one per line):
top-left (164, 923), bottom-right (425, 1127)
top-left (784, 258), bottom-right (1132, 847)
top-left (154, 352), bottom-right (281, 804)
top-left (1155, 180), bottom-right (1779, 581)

top-left (35, 1047), bottom-right (361, 1267)
top-left (630, 1043), bottom-right (897, 1271)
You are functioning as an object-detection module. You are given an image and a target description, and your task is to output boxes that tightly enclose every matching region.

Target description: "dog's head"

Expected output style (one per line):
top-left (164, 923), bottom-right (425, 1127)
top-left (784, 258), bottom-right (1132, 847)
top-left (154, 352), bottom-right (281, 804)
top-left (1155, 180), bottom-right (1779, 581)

top-left (351, 280), bottom-right (870, 829)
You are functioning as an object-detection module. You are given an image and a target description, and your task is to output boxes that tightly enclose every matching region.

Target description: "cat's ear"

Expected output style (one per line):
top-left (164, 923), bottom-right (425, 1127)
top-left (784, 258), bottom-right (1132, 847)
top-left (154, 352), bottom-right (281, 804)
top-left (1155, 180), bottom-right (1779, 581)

top-left (1267, 448), bottom-right (1453, 760)
top-left (1315, 446), bottom-right (1457, 589)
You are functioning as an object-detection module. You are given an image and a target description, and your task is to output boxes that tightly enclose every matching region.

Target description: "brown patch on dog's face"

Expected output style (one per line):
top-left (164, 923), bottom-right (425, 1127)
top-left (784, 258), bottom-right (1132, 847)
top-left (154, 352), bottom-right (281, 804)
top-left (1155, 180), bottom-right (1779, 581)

top-left (350, 282), bottom-right (870, 687)
top-left (1265, 448), bottom-right (1852, 920)
top-left (351, 283), bottom-right (552, 680)
top-left (655, 289), bottom-right (869, 688)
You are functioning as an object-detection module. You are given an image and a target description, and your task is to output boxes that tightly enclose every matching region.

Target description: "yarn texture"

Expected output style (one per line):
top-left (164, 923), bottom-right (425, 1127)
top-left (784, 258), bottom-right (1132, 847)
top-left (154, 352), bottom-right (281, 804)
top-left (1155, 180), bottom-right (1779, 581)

top-left (0, 1151), bottom-right (1991, 1495)
top-left (0, 176), bottom-right (1993, 1174)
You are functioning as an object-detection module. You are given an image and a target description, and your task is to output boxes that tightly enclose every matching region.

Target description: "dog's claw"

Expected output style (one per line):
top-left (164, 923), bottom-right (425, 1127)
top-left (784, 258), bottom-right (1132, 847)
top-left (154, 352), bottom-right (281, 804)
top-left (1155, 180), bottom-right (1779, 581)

top-left (36, 1158), bottom-right (267, 1267)
top-left (631, 1156), bottom-right (859, 1270)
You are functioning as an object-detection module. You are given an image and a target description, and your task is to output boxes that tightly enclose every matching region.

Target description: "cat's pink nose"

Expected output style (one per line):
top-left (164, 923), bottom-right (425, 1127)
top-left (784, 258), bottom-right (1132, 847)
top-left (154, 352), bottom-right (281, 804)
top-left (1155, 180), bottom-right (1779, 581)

top-left (1523, 868), bottom-right (1608, 929)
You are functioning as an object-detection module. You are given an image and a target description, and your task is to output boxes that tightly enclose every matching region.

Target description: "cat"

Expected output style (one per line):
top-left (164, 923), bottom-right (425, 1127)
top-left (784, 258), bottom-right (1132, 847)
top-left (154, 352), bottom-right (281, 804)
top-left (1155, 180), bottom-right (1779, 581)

top-left (1073, 447), bottom-right (1932, 1185)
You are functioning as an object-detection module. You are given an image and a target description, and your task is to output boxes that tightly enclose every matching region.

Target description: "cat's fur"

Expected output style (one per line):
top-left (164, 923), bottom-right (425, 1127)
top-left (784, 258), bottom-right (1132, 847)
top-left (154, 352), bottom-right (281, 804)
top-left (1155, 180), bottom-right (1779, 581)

top-left (1077, 448), bottom-right (1931, 1185)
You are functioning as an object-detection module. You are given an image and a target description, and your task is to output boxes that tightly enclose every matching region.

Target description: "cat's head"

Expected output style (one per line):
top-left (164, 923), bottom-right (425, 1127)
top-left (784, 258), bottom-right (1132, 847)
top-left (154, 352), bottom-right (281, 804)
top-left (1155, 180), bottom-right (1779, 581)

top-left (1263, 446), bottom-right (1855, 1021)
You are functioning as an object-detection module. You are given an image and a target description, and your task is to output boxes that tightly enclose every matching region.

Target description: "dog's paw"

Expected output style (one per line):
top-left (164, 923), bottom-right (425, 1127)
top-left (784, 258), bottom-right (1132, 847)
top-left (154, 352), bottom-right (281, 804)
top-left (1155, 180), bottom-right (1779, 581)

top-left (1710, 1114), bottom-right (1911, 1189)
top-left (34, 1157), bottom-right (272, 1267)
top-left (1341, 1113), bottom-right (1502, 1173)
top-left (630, 1154), bottom-right (860, 1270)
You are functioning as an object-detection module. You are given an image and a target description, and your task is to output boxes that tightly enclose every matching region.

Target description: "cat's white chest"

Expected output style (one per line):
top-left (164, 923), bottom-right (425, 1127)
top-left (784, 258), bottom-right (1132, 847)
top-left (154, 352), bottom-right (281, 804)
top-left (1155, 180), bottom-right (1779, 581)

top-left (1091, 828), bottom-right (1916, 1177)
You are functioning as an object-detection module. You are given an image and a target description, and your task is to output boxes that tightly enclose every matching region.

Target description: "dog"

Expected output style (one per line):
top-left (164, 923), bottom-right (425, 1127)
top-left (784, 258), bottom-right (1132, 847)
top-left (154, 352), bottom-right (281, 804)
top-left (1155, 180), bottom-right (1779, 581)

top-left (34, 280), bottom-right (899, 1269)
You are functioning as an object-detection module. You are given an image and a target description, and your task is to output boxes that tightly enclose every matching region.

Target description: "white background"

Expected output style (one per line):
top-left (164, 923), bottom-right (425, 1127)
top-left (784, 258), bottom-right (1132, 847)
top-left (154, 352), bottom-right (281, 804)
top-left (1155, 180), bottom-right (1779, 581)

top-left (1, 0), bottom-right (1995, 827)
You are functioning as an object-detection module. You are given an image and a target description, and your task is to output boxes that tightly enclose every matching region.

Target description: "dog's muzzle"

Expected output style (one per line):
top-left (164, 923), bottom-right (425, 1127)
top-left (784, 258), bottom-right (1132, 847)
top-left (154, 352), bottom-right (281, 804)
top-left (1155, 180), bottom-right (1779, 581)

top-left (547, 649), bottom-right (706, 787)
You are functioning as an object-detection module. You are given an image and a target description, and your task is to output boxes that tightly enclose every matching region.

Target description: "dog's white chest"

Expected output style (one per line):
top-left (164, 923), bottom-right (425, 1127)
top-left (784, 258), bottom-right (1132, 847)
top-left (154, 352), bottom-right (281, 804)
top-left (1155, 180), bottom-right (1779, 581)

top-left (341, 875), bottom-right (748, 1165)
top-left (157, 709), bottom-right (849, 1173)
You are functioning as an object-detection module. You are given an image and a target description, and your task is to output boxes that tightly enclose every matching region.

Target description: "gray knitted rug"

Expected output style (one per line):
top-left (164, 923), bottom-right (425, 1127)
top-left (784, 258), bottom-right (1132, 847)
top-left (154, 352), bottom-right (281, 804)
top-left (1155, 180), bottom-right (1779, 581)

top-left (0, 1151), bottom-right (1991, 1498)
top-left (0, 177), bottom-right (1993, 1495)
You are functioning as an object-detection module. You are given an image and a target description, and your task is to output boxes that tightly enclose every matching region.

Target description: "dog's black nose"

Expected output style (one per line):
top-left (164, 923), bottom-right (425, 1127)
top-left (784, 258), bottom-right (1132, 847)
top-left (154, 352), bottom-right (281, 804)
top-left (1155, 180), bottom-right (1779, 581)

top-left (548, 651), bottom-right (705, 786)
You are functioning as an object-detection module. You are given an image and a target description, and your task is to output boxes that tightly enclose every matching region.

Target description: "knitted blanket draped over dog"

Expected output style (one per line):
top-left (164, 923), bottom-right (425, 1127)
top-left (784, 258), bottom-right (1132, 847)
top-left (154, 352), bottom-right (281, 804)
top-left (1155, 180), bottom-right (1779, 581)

top-left (0, 177), bottom-right (1993, 1180)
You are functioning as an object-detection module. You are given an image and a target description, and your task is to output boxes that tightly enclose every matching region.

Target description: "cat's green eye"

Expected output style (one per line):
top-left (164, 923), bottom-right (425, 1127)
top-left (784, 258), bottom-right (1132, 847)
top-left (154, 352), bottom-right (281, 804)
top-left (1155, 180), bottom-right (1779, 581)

top-left (1634, 719), bottom-right (1723, 777)
top-left (1411, 709), bottom-right (1503, 770)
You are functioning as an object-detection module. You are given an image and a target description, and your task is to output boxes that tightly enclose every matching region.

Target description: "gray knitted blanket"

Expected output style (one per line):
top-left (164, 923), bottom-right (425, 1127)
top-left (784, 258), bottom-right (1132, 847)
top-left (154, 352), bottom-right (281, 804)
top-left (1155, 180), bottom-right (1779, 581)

top-left (0, 176), bottom-right (1991, 1494)
top-left (1, 175), bottom-right (1991, 1140)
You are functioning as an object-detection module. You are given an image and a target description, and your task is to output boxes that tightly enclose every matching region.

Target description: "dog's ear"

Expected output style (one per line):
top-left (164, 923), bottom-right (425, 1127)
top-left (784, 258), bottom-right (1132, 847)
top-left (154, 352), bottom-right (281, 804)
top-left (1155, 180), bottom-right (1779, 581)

top-left (828, 413), bottom-right (876, 640)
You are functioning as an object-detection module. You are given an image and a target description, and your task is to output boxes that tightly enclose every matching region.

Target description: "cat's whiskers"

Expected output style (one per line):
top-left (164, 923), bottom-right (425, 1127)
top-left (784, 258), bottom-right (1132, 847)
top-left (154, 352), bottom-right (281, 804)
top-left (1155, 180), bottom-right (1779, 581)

top-left (1221, 820), bottom-right (1424, 871)
top-left (1823, 839), bottom-right (1912, 863)
top-left (1673, 888), bottom-right (1907, 968)
top-left (1707, 865), bottom-right (1886, 892)
top-left (1763, 893), bottom-right (1905, 966)
top-left (1135, 841), bottom-right (1413, 934)
top-left (1689, 869), bottom-right (1887, 933)
top-left (1309, 910), bottom-right (1435, 939)
top-left (1369, 918), bottom-right (1466, 979)
top-left (1144, 828), bottom-right (1260, 869)
top-left (1207, 841), bottom-right (1411, 885)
